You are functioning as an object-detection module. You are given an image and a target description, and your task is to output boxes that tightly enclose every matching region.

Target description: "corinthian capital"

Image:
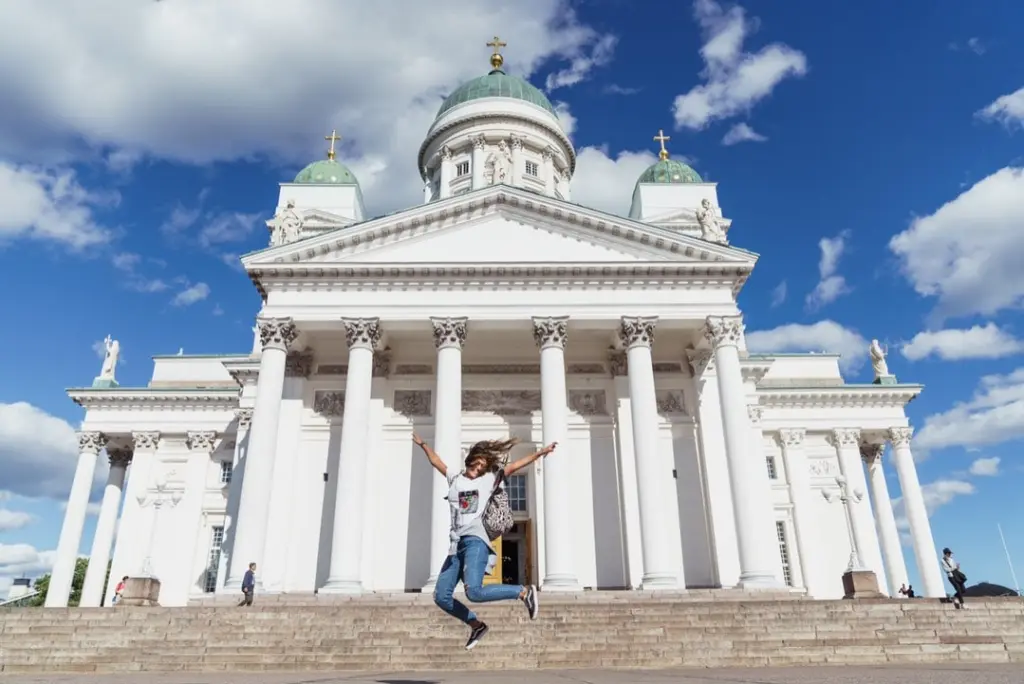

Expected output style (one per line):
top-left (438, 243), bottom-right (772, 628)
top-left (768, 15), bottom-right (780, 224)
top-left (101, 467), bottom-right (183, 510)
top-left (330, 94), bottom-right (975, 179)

top-left (828, 428), bottom-right (861, 448)
top-left (257, 317), bottom-right (298, 352)
top-left (471, 135), bottom-right (486, 150)
top-left (107, 447), bottom-right (133, 468)
top-left (132, 431), bottom-right (160, 452)
top-left (285, 349), bottom-right (314, 378)
top-left (619, 316), bottom-right (657, 350)
top-left (860, 442), bottom-right (885, 464)
top-left (533, 316), bottom-right (568, 350)
top-left (703, 316), bottom-right (744, 349)
top-left (431, 317), bottom-right (468, 351)
top-left (777, 428), bottom-right (806, 448)
top-left (78, 432), bottom-right (107, 454)
top-left (186, 431), bottom-right (218, 453)
top-left (747, 405), bottom-right (763, 425)
top-left (686, 349), bottom-right (714, 376)
top-left (343, 318), bottom-right (382, 351)
top-left (888, 427), bottom-right (913, 448)
top-left (234, 409), bottom-right (253, 431)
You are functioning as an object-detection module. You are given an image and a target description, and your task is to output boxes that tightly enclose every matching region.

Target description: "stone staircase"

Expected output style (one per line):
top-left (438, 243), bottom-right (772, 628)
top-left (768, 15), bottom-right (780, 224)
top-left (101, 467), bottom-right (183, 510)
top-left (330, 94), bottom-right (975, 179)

top-left (1, 592), bottom-right (1022, 674)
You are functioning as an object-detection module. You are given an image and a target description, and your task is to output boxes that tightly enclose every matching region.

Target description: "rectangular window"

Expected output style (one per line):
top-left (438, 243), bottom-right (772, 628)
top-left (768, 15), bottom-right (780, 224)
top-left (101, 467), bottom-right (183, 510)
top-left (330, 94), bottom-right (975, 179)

top-left (776, 521), bottom-right (792, 587)
top-left (525, 161), bottom-right (539, 177)
top-left (766, 455), bottom-right (778, 480)
top-left (456, 161), bottom-right (470, 177)
top-left (203, 525), bottom-right (225, 593)
top-left (220, 460), bottom-right (232, 485)
top-left (507, 474), bottom-right (528, 513)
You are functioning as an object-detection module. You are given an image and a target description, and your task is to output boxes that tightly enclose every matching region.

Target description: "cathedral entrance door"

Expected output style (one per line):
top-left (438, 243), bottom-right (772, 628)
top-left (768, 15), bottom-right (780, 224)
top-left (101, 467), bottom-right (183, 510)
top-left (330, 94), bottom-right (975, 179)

top-left (483, 536), bottom-right (502, 585)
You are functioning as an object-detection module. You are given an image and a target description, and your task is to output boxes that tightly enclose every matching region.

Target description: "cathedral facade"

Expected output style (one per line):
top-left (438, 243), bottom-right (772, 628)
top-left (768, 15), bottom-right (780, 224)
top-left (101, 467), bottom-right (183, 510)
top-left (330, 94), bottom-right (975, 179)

top-left (47, 43), bottom-right (945, 608)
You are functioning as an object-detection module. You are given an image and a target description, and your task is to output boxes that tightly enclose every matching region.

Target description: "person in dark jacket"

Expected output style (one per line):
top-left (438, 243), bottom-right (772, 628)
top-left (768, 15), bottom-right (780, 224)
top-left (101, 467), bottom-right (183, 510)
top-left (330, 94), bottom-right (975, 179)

top-left (238, 562), bottom-right (256, 607)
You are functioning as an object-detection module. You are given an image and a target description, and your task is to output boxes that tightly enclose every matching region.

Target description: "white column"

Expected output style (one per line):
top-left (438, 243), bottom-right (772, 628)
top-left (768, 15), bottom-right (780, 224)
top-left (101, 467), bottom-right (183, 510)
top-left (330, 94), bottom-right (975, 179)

top-left (889, 427), bottom-right (944, 597)
top-left (226, 317), bottom-right (296, 591)
top-left (704, 316), bottom-right (778, 588)
top-left (559, 168), bottom-right (572, 200)
top-left (510, 135), bottom-right (523, 186)
top-left (861, 442), bottom-right (909, 595)
top-left (829, 429), bottom-right (876, 574)
top-left (106, 432), bottom-right (159, 606)
top-left (183, 431), bottom-right (217, 595)
top-left (620, 316), bottom-right (680, 589)
top-left (422, 179), bottom-right (432, 204)
top-left (422, 317), bottom-right (467, 591)
top-left (471, 135), bottom-right (486, 190)
top-left (541, 148), bottom-right (555, 196)
top-left (534, 316), bottom-right (580, 590)
top-left (46, 432), bottom-right (106, 607)
top-left (777, 429), bottom-right (818, 594)
top-left (438, 146), bottom-right (453, 199)
top-left (79, 447), bottom-right (130, 607)
top-left (321, 318), bottom-right (381, 593)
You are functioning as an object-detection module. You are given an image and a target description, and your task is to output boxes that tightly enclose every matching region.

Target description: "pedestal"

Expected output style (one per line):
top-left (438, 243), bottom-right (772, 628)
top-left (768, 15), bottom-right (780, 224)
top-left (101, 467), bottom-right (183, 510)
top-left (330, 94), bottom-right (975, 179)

top-left (874, 375), bottom-right (897, 385)
top-left (91, 377), bottom-right (119, 389)
top-left (842, 570), bottom-right (884, 599)
top-left (118, 577), bottom-right (162, 606)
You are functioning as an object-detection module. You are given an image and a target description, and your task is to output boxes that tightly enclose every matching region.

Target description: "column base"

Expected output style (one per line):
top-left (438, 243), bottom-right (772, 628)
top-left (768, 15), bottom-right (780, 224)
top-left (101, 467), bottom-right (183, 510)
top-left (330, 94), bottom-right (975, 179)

top-left (842, 570), bottom-right (884, 599)
top-left (118, 577), bottom-right (162, 607)
top-left (640, 572), bottom-right (683, 591)
top-left (736, 572), bottom-right (783, 590)
top-left (318, 579), bottom-right (365, 595)
top-left (420, 578), bottom-right (438, 594)
top-left (541, 575), bottom-right (582, 592)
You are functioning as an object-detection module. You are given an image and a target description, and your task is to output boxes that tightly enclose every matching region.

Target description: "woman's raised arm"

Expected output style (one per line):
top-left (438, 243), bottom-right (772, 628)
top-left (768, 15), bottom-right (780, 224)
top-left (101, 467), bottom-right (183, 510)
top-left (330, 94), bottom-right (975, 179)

top-left (412, 433), bottom-right (447, 477)
top-left (503, 443), bottom-right (557, 477)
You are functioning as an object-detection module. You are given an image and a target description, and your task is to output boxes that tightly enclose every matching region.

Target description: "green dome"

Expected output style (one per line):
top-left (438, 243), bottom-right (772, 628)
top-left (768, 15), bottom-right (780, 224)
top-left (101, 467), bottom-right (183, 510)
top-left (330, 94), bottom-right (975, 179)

top-left (436, 69), bottom-right (557, 119)
top-left (637, 158), bottom-right (703, 184)
top-left (293, 158), bottom-right (359, 185)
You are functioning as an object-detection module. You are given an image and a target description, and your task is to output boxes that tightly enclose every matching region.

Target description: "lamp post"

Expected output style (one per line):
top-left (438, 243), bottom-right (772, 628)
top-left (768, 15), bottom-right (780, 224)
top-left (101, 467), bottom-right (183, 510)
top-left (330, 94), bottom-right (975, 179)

top-left (823, 474), bottom-right (881, 598)
top-left (136, 474), bottom-right (183, 579)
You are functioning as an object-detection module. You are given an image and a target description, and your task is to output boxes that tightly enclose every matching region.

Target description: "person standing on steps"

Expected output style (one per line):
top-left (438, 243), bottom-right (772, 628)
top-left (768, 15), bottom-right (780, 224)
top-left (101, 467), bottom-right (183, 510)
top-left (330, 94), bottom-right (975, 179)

top-left (239, 562), bottom-right (257, 607)
top-left (412, 433), bottom-right (556, 650)
top-left (942, 548), bottom-right (967, 608)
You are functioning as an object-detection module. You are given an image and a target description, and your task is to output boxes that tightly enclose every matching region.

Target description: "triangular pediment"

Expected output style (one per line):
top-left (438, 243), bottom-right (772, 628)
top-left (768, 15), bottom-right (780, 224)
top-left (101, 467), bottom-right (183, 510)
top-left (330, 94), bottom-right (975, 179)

top-left (243, 186), bottom-right (757, 269)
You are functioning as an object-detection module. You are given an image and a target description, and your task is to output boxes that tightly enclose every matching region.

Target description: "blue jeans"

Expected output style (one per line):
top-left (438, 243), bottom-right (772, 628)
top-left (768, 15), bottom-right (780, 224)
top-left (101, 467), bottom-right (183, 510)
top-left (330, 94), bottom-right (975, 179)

top-left (433, 536), bottom-right (523, 624)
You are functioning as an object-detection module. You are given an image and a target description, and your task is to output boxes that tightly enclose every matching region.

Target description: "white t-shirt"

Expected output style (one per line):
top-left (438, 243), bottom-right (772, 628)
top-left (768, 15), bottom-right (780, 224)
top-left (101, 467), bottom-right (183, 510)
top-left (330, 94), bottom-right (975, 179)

top-left (446, 470), bottom-right (498, 556)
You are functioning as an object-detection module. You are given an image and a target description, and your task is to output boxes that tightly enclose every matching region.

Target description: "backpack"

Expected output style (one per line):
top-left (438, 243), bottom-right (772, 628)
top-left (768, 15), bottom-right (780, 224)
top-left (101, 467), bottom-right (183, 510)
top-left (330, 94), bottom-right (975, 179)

top-left (483, 468), bottom-right (515, 540)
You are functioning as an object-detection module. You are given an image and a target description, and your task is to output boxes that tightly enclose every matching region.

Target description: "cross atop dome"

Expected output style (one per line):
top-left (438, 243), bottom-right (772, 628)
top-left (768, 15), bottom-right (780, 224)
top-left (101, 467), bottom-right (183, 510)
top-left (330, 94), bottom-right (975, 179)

top-left (325, 129), bottom-right (342, 161)
top-left (487, 35), bottom-right (507, 71)
top-left (653, 129), bottom-right (671, 161)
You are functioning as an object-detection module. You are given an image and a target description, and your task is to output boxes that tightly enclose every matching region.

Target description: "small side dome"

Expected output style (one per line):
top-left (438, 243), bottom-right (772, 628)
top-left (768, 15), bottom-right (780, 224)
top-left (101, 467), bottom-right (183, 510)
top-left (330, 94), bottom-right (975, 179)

top-left (636, 128), bottom-right (703, 184)
top-left (293, 129), bottom-right (359, 185)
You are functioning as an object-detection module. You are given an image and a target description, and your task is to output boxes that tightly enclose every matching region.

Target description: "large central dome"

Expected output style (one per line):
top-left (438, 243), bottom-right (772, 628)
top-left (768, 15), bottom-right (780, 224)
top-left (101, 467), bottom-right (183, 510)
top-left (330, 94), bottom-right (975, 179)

top-left (436, 68), bottom-right (556, 119)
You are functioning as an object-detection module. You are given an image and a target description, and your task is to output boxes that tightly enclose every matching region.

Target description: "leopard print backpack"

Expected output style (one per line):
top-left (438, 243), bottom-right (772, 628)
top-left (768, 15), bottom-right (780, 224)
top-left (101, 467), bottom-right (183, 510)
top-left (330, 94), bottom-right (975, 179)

top-left (483, 468), bottom-right (515, 541)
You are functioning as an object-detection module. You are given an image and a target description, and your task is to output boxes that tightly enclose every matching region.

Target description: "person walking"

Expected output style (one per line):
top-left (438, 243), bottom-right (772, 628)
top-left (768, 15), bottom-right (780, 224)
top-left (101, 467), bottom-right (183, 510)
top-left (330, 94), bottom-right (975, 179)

top-left (412, 434), bottom-right (556, 650)
top-left (942, 548), bottom-right (967, 608)
top-left (238, 562), bottom-right (257, 607)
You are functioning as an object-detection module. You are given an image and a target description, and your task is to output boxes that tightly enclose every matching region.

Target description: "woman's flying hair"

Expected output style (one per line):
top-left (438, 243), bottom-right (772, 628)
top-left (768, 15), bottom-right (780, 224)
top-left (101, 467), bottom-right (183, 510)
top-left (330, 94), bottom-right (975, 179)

top-left (464, 438), bottom-right (520, 473)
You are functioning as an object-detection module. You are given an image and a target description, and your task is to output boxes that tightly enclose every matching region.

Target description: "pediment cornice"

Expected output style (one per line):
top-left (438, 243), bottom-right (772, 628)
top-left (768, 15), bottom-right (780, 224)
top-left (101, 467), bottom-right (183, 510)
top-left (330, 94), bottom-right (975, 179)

top-left (67, 388), bottom-right (240, 411)
top-left (756, 384), bottom-right (923, 410)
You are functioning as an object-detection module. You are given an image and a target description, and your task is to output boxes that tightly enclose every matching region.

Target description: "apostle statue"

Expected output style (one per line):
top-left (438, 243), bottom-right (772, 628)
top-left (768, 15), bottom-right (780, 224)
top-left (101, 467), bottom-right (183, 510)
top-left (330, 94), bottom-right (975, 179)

top-left (869, 339), bottom-right (890, 381)
top-left (696, 198), bottom-right (727, 243)
top-left (269, 199), bottom-right (303, 246)
top-left (99, 335), bottom-right (120, 381)
top-left (485, 140), bottom-right (513, 185)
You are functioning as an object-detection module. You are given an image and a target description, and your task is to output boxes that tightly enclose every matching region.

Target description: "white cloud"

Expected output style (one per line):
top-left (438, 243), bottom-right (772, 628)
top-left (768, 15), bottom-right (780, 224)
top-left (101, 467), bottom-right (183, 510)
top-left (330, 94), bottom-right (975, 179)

top-left (889, 167), bottom-right (1024, 319)
top-left (545, 34), bottom-right (617, 91)
top-left (171, 282), bottom-right (210, 307)
top-left (969, 456), bottom-right (1001, 476)
top-left (770, 280), bottom-right (787, 307)
top-left (806, 231), bottom-right (851, 310)
top-left (0, 402), bottom-right (88, 499)
top-left (0, 163), bottom-right (113, 250)
top-left (570, 145), bottom-right (661, 216)
top-left (893, 478), bottom-right (976, 542)
top-left (744, 320), bottom-right (868, 372)
top-left (0, 508), bottom-right (33, 532)
top-left (553, 102), bottom-right (577, 138)
top-left (0, 0), bottom-right (611, 215)
top-left (0, 543), bottom-right (55, 588)
top-left (722, 122), bottom-right (767, 145)
top-left (59, 500), bottom-right (102, 517)
top-left (673, 0), bottom-right (807, 130)
top-left (914, 367), bottom-right (1024, 455)
top-left (901, 323), bottom-right (1024, 361)
top-left (110, 250), bottom-right (169, 293)
top-left (977, 86), bottom-right (1024, 129)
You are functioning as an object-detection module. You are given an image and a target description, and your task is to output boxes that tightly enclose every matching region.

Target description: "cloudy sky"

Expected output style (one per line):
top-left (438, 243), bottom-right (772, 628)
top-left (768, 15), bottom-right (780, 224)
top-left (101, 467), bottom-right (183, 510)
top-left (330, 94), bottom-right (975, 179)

top-left (2, 0), bottom-right (1023, 597)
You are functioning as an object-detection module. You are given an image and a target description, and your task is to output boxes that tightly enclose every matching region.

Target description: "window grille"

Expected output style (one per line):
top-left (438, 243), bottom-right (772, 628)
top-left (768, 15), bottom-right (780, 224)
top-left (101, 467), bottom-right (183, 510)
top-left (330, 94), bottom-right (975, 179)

top-left (203, 526), bottom-right (225, 593)
top-left (776, 521), bottom-right (793, 587)
top-left (507, 474), bottom-right (528, 513)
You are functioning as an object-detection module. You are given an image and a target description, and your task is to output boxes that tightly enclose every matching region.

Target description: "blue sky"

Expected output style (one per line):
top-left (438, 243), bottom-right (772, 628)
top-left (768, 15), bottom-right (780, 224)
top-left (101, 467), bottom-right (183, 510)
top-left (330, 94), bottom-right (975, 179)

top-left (2, 0), bottom-right (1023, 598)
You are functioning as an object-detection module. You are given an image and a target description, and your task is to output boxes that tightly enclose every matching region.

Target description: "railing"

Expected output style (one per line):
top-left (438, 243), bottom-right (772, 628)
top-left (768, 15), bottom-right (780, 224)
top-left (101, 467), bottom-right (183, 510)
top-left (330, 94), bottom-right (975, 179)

top-left (0, 590), bottom-right (39, 609)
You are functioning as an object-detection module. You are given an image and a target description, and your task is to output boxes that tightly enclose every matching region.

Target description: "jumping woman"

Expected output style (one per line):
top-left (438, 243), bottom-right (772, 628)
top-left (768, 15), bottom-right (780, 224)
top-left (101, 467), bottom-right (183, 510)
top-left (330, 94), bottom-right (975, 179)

top-left (412, 434), bottom-right (557, 650)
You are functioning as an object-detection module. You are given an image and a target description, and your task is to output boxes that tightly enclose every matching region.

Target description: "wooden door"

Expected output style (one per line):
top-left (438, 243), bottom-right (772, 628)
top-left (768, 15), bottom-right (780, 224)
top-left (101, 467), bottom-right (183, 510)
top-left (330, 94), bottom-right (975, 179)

top-left (483, 536), bottom-right (502, 585)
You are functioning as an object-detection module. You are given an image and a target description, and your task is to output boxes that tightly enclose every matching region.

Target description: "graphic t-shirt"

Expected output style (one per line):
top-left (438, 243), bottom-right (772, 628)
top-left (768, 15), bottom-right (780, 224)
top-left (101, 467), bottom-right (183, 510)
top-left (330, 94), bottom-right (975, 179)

top-left (447, 470), bottom-right (498, 556)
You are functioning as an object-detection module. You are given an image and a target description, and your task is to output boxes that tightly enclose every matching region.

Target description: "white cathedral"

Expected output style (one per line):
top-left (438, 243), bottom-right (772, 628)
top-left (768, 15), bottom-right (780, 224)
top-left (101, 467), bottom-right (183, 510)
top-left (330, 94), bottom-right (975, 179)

top-left (47, 42), bottom-right (947, 609)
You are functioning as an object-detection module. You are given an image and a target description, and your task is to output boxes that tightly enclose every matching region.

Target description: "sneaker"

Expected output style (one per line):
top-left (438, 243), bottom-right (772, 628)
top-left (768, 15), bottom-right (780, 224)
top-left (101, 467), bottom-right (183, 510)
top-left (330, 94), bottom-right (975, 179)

top-left (522, 585), bottom-right (539, 620)
top-left (465, 623), bottom-right (489, 650)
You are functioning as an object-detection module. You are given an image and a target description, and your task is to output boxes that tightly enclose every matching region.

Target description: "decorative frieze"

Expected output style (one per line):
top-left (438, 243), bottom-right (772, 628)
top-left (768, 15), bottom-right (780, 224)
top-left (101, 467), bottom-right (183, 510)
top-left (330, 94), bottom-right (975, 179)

top-left (653, 362), bottom-right (683, 373)
top-left (343, 318), bottom-right (382, 351)
top-left (77, 432), bottom-right (107, 454)
top-left (285, 349), bottom-right (314, 378)
top-left (888, 427), bottom-right (913, 447)
top-left (656, 390), bottom-right (686, 414)
top-left (619, 316), bottom-right (657, 349)
top-left (373, 348), bottom-right (392, 378)
top-left (465, 364), bottom-right (539, 374)
top-left (316, 364), bottom-right (348, 376)
top-left (532, 316), bottom-right (569, 350)
top-left (132, 431), bottom-right (160, 451)
top-left (747, 405), bottom-right (763, 425)
top-left (703, 316), bottom-right (744, 348)
top-left (107, 448), bottom-right (133, 468)
top-left (568, 363), bottom-right (605, 374)
top-left (808, 459), bottom-right (836, 477)
top-left (394, 390), bottom-right (432, 417)
top-left (313, 390), bottom-right (346, 418)
top-left (431, 317), bottom-right (468, 351)
top-left (462, 390), bottom-right (541, 416)
top-left (186, 431), bottom-right (218, 452)
top-left (568, 390), bottom-right (607, 416)
top-left (257, 317), bottom-right (298, 352)
top-left (394, 364), bottom-right (432, 375)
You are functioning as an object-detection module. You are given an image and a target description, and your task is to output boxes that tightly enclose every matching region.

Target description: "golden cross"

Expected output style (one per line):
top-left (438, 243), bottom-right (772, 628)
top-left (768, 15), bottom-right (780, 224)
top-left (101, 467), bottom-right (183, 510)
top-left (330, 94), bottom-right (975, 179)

top-left (487, 36), bottom-right (508, 69)
top-left (325, 129), bottom-right (342, 160)
top-left (653, 129), bottom-right (670, 160)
